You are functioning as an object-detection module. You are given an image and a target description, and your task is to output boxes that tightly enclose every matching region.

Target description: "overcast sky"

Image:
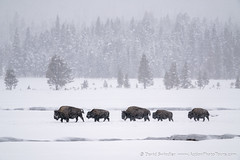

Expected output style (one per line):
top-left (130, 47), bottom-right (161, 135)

top-left (0, 0), bottom-right (240, 24)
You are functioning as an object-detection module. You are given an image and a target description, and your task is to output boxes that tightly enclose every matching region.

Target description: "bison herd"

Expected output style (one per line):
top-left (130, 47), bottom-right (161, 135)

top-left (54, 106), bottom-right (210, 123)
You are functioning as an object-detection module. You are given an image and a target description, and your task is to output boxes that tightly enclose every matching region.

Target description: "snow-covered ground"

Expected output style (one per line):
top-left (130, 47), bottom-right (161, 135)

top-left (0, 78), bottom-right (240, 160)
top-left (0, 78), bottom-right (239, 110)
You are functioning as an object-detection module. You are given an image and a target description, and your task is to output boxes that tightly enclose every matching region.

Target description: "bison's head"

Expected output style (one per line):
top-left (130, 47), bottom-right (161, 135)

top-left (188, 111), bottom-right (193, 119)
top-left (54, 110), bottom-right (60, 120)
top-left (152, 112), bottom-right (156, 119)
top-left (86, 111), bottom-right (92, 119)
top-left (121, 111), bottom-right (127, 120)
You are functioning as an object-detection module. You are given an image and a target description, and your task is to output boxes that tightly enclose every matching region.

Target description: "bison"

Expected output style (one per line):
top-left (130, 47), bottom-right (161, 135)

top-left (86, 109), bottom-right (110, 122)
top-left (122, 106), bottom-right (151, 121)
top-left (188, 108), bottom-right (209, 121)
top-left (54, 106), bottom-right (84, 123)
top-left (152, 110), bottom-right (173, 121)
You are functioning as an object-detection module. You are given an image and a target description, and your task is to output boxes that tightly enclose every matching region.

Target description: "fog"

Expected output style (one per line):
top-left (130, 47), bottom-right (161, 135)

top-left (1, 0), bottom-right (240, 24)
top-left (1, 0), bottom-right (240, 79)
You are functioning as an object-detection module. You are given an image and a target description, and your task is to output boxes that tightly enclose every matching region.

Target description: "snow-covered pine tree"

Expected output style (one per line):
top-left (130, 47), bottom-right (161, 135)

top-left (46, 55), bottom-right (73, 90)
top-left (169, 62), bottom-right (180, 89)
top-left (117, 69), bottom-right (124, 88)
top-left (216, 82), bottom-right (220, 89)
top-left (23, 27), bottom-right (35, 77)
top-left (163, 71), bottom-right (171, 90)
top-left (4, 69), bottom-right (18, 90)
top-left (235, 76), bottom-right (240, 89)
top-left (138, 54), bottom-right (153, 89)
top-left (123, 74), bottom-right (130, 88)
top-left (103, 80), bottom-right (108, 88)
top-left (197, 71), bottom-right (204, 89)
top-left (9, 29), bottom-right (25, 76)
top-left (202, 72), bottom-right (209, 87)
top-left (0, 48), bottom-right (3, 77)
top-left (180, 62), bottom-right (192, 89)
top-left (81, 80), bottom-right (88, 89)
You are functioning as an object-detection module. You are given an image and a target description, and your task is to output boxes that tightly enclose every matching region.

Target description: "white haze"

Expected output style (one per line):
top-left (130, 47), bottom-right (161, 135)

top-left (0, 0), bottom-right (240, 24)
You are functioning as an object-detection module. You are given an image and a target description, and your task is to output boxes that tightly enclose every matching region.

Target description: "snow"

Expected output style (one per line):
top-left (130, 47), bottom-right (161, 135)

top-left (0, 78), bottom-right (239, 110)
top-left (0, 110), bottom-right (240, 160)
top-left (0, 139), bottom-right (239, 160)
top-left (0, 78), bottom-right (240, 160)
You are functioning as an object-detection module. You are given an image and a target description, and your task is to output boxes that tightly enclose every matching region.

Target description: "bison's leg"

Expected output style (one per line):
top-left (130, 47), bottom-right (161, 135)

top-left (95, 118), bottom-right (100, 122)
top-left (66, 118), bottom-right (69, 122)
top-left (80, 116), bottom-right (84, 122)
top-left (106, 117), bottom-right (110, 121)
top-left (143, 116), bottom-right (148, 121)
top-left (147, 117), bottom-right (150, 121)
top-left (75, 117), bottom-right (78, 122)
top-left (61, 118), bottom-right (63, 123)
top-left (130, 117), bottom-right (136, 121)
top-left (206, 116), bottom-right (209, 121)
top-left (203, 117), bottom-right (205, 122)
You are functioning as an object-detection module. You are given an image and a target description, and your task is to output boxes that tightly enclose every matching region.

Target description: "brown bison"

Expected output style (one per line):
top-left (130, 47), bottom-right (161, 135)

top-left (122, 106), bottom-right (151, 121)
top-left (188, 108), bottom-right (209, 121)
top-left (54, 106), bottom-right (84, 122)
top-left (152, 110), bottom-right (173, 121)
top-left (86, 109), bottom-right (110, 122)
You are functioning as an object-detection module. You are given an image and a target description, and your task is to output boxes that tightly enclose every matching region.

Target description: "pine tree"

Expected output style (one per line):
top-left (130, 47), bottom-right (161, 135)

top-left (23, 27), bottom-right (35, 77)
top-left (216, 82), bottom-right (220, 89)
top-left (138, 54), bottom-right (153, 89)
top-left (235, 76), bottom-right (240, 89)
top-left (0, 49), bottom-right (3, 77)
top-left (202, 72), bottom-right (209, 87)
top-left (4, 69), bottom-right (18, 90)
top-left (81, 80), bottom-right (88, 89)
top-left (46, 55), bottom-right (73, 90)
top-left (169, 62), bottom-right (179, 89)
top-left (117, 69), bottom-right (124, 88)
top-left (197, 71), bottom-right (204, 89)
top-left (180, 62), bottom-right (192, 89)
top-left (9, 29), bottom-right (25, 76)
top-left (103, 80), bottom-right (108, 88)
top-left (123, 74), bottom-right (130, 88)
top-left (163, 71), bottom-right (171, 90)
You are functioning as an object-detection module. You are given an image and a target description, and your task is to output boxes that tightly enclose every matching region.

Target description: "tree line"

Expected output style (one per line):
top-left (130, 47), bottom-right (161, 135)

top-left (4, 54), bottom-right (240, 90)
top-left (0, 13), bottom-right (240, 79)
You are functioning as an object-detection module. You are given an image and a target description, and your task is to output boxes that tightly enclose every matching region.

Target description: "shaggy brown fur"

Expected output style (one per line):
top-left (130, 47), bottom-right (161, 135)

top-left (86, 109), bottom-right (110, 122)
top-left (152, 110), bottom-right (173, 121)
top-left (54, 106), bottom-right (84, 122)
top-left (188, 108), bottom-right (209, 121)
top-left (122, 106), bottom-right (151, 121)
